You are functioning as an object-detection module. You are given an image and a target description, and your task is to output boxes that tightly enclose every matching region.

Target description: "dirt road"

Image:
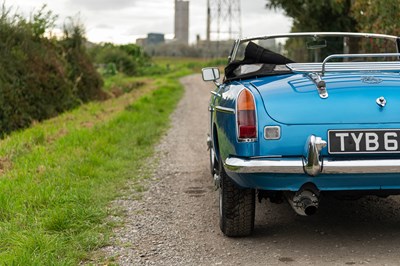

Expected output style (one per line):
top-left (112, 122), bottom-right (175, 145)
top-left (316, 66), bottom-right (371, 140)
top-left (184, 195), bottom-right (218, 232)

top-left (103, 74), bottom-right (400, 265)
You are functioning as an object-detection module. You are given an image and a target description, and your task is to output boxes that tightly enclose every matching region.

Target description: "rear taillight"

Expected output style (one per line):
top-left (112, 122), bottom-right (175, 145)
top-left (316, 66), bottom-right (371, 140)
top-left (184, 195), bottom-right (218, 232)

top-left (237, 89), bottom-right (257, 140)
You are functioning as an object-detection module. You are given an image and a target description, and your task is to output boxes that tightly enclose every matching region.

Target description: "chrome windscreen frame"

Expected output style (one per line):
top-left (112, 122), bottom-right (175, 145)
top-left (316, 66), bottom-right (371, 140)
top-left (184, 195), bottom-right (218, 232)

top-left (228, 32), bottom-right (400, 63)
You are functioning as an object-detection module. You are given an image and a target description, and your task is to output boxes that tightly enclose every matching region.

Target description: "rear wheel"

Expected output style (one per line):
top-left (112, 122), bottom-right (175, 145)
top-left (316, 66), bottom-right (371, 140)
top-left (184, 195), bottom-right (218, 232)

top-left (219, 156), bottom-right (255, 237)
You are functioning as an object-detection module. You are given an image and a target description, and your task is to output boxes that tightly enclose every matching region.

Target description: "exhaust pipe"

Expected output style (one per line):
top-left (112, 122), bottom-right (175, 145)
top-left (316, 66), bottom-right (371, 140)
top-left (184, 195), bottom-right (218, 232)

top-left (286, 184), bottom-right (319, 216)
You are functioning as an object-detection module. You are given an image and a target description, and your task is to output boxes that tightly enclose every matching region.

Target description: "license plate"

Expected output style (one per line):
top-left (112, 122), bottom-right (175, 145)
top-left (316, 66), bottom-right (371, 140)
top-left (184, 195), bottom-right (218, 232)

top-left (328, 129), bottom-right (400, 154)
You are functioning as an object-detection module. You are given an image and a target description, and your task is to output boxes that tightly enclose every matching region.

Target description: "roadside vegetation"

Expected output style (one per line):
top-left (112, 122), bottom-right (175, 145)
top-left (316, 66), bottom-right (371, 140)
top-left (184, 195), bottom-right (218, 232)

top-left (0, 57), bottom-right (215, 264)
top-left (0, 3), bottom-right (225, 264)
top-left (0, 6), bottom-right (223, 263)
top-left (0, 5), bottom-right (103, 135)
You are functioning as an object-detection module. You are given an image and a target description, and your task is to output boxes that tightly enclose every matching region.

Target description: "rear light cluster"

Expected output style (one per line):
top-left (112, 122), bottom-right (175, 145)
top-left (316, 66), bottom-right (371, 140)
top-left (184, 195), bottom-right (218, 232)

top-left (237, 88), bottom-right (257, 140)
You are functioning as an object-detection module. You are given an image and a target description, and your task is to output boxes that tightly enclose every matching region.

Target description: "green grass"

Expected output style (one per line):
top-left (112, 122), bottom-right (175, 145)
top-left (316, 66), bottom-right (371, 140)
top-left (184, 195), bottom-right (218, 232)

top-left (103, 74), bottom-right (148, 94)
top-left (0, 70), bottom-right (185, 264)
top-left (0, 57), bottom-right (220, 264)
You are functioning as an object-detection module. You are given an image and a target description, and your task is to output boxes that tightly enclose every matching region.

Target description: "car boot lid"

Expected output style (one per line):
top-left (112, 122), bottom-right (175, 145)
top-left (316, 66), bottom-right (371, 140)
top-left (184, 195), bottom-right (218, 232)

top-left (250, 72), bottom-right (400, 125)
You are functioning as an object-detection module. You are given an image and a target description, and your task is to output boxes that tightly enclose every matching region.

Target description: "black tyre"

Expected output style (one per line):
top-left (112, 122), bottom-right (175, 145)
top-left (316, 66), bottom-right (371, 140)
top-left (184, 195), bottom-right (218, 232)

top-left (219, 157), bottom-right (255, 237)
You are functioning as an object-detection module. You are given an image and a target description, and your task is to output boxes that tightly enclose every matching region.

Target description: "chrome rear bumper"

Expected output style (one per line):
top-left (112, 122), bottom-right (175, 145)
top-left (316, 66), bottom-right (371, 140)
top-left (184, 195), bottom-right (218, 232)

top-left (224, 135), bottom-right (400, 176)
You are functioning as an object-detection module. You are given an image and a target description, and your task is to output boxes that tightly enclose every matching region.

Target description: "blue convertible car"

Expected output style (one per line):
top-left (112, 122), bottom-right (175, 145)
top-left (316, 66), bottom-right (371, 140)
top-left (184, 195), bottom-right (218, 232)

top-left (202, 32), bottom-right (400, 236)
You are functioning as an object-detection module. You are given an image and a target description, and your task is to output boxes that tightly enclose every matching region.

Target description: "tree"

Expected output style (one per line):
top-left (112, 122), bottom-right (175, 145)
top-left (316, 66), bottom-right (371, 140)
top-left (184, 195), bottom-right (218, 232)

top-left (352, 0), bottom-right (400, 36)
top-left (266, 0), bottom-right (357, 32)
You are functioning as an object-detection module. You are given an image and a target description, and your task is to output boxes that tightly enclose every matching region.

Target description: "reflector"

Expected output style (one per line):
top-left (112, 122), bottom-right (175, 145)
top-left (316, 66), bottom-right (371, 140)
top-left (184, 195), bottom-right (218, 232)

top-left (265, 126), bottom-right (281, 140)
top-left (237, 89), bottom-right (255, 111)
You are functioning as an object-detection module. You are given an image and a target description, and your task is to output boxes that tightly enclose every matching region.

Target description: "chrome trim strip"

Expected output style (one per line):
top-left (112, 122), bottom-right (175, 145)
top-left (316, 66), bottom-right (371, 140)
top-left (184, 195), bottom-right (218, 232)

top-left (322, 159), bottom-right (400, 174)
top-left (225, 156), bottom-right (400, 175)
top-left (225, 157), bottom-right (304, 174)
top-left (211, 91), bottom-right (222, 98)
top-left (225, 134), bottom-right (400, 175)
top-left (215, 106), bottom-right (235, 114)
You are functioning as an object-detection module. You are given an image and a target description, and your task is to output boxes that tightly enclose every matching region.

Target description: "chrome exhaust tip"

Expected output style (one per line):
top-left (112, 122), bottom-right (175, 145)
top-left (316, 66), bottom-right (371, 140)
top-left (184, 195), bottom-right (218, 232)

top-left (286, 184), bottom-right (320, 216)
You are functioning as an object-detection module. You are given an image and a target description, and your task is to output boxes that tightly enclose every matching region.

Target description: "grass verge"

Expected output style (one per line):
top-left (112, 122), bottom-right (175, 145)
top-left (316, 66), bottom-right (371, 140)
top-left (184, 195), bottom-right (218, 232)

top-left (0, 63), bottom-right (192, 264)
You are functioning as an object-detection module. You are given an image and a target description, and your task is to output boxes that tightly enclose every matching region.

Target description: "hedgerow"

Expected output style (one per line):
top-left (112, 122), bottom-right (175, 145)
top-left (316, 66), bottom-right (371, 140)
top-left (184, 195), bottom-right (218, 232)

top-left (0, 5), bottom-right (103, 135)
top-left (89, 43), bottom-right (153, 76)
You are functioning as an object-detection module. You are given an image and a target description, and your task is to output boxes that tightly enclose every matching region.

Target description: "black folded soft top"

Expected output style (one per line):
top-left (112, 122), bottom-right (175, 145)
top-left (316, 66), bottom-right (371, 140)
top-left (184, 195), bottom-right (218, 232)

top-left (224, 41), bottom-right (294, 81)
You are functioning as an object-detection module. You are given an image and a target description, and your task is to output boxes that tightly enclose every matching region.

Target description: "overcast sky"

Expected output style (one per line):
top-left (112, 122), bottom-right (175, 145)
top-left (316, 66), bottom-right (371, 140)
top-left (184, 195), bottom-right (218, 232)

top-left (9, 0), bottom-right (292, 44)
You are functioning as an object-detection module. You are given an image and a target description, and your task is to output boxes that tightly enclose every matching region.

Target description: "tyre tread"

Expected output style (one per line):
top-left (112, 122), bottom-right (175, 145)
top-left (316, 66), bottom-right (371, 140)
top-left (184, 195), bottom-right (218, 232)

top-left (220, 167), bottom-right (255, 237)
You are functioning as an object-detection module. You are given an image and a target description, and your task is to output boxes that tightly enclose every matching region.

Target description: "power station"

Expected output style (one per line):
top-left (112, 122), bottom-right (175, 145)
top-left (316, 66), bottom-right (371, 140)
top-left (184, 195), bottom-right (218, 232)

top-left (139, 0), bottom-right (242, 57)
top-left (174, 0), bottom-right (189, 44)
top-left (174, 0), bottom-right (242, 43)
top-left (206, 0), bottom-right (242, 41)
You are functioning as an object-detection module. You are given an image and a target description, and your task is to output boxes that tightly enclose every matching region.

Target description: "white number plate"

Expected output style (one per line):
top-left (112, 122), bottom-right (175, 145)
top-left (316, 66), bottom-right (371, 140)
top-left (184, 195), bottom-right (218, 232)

top-left (328, 129), bottom-right (400, 154)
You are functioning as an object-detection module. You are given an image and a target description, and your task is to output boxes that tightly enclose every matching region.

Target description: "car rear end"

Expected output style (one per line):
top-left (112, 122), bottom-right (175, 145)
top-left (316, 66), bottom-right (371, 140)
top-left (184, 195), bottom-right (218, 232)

top-left (203, 32), bottom-right (400, 236)
top-left (224, 71), bottom-right (400, 193)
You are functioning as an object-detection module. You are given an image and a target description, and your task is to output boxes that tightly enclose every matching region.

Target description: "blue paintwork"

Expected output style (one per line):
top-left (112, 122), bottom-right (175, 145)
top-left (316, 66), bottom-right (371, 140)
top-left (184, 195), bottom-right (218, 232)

top-left (251, 72), bottom-right (400, 125)
top-left (228, 171), bottom-right (400, 191)
top-left (211, 70), bottom-right (400, 192)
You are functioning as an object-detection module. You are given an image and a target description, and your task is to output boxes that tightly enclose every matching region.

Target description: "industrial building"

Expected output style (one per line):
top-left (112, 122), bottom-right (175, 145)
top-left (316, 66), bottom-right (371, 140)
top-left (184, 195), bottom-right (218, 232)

top-left (136, 0), bottom-right (243, 58)
top-left (136, 33), bottom-right (165, 47)
top-left (174, 0), bottom-right (189, 45)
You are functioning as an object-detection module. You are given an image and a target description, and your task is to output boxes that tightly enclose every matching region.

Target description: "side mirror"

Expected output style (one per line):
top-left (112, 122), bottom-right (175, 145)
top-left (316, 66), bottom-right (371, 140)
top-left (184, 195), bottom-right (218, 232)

top-left (202, 67), bottom-right (220, 82)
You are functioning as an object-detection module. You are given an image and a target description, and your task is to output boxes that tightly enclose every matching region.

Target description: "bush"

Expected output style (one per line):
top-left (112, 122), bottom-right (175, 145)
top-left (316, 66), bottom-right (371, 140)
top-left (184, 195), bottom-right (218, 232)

top-left (89, 43), bottom-right (151, 76)
top-left (62, 17), bottom-right (104, 102)
top-left (0, 5), bottom-right (104, 135)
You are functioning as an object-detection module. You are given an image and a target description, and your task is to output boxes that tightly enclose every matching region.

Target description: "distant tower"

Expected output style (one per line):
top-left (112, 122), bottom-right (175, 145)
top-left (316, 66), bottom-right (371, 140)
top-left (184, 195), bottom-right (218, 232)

top-left (175, 0), bottom-right (189, 44)
top-left (207, 0), bottom-right (242, 41)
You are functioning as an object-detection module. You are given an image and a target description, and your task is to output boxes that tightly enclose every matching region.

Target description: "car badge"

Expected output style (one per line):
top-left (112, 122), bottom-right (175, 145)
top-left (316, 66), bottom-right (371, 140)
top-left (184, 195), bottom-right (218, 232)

top-left (376, 96), bottom-right (386, 107)
top-left (362, 76), bottom-right (383, 84)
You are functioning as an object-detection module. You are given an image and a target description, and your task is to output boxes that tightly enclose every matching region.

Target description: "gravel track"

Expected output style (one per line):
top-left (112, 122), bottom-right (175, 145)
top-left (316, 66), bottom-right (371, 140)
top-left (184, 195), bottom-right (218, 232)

top-left (102, 74), bottom-right (400, 266)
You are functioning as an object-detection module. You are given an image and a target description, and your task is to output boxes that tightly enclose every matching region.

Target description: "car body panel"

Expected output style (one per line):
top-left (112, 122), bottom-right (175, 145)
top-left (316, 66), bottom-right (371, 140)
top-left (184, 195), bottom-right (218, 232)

top-left (227, 171), bottom-right (400, 191)
top-left (206, 32), bottom-right (400, 194)
top-left (251, 73), bottom-right (400, 125)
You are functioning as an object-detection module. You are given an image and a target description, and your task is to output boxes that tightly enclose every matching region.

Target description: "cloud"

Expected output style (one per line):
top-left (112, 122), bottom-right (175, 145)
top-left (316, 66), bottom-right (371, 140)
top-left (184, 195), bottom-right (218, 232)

top-left (66, 0), bottom-right (138, 11)
top-left (9, 0), bottom-right (291, 44)
top-left (95, 24), bottom-right (114, 29)
top-left (125, 17), bottom-right (174, 36)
